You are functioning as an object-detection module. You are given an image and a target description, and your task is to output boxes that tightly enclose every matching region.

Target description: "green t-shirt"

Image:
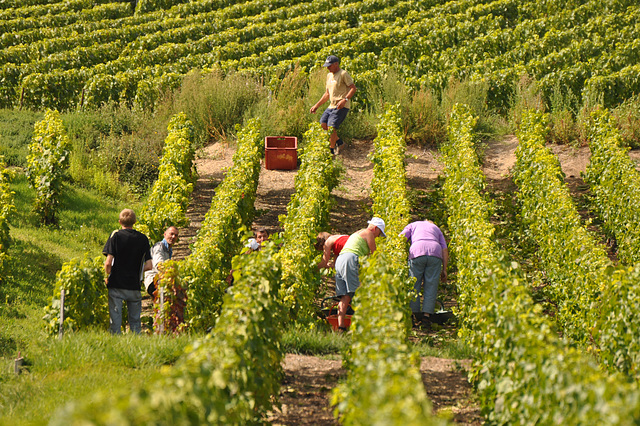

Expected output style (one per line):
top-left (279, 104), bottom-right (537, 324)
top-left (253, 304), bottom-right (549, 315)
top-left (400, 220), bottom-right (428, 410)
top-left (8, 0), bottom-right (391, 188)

top-left (340, 234), bottom-right (370, 257)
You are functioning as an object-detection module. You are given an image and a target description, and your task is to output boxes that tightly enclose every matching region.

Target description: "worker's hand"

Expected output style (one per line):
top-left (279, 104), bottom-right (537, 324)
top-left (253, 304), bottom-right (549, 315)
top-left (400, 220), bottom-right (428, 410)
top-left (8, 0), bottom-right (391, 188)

top-left (336, 99), bottom-right (347, 109)
top-left (310, 105), bottom-right (318, 114)
top-left (441, 270), bottom-right (447, 283)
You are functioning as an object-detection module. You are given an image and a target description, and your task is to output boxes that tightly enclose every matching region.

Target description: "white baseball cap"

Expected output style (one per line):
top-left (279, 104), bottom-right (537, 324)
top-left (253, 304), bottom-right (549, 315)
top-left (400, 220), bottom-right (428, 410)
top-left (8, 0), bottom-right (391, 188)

top-left (246, 238), bottom-right (260, 251)
top-left (368, 217), bottom-right (386, 237)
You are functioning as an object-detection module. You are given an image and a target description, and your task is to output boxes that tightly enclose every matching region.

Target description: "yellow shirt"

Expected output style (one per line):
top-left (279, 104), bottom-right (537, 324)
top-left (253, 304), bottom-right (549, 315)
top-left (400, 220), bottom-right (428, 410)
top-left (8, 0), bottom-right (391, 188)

top-left (326, 68), bottom-right (354, 109)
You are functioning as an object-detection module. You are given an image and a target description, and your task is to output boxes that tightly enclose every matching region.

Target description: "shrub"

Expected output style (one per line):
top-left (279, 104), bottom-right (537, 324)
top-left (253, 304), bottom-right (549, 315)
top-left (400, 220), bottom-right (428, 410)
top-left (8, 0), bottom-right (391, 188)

top-left (152, 260), bottom-right (187, 335)
top-left (0, 156), bottom-right (15, 284)
top-left (513, 109), bottom-right (609, 343)
top-left (165, 69), bottom-right (264, 145)
top-left (333, 105), bottom-right (440, 425)
top-left (25, 109), bottom-right (71, 225)
top-left (250, 67), bottom-right (313, 142)
top-left (277, 121), bottom-right (340, 322)
top-left (443, 103), bottom-right (640, 424)
top-left (42, 255), bottom-right (108, 335)
top-left (181, 118), bottom-right (263, 331)
top-left (611, 94), bottom-right (640, 148)
top-left (584, 109), bottom-right (640, 265)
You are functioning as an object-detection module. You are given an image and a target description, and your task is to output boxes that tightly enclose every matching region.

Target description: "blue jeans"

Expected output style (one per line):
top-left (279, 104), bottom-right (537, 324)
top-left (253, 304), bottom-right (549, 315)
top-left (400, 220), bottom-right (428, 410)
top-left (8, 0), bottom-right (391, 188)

top-left (408, 255), bottom-right (442, 314)
top-left (108, 288), bottom-right (142, 334)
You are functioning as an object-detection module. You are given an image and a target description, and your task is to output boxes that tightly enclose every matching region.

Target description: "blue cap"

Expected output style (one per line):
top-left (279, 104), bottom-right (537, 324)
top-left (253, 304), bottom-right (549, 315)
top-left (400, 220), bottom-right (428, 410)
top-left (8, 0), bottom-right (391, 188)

top-left (323, 55), bottom-right (339, 67)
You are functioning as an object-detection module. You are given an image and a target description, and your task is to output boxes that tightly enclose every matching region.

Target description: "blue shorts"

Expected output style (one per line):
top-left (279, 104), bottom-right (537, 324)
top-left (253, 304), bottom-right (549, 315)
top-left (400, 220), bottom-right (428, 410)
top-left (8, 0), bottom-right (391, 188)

top-left (335, 252), bottom-right (360, 296)
top-left (320, 107), bottom-right (349, 129)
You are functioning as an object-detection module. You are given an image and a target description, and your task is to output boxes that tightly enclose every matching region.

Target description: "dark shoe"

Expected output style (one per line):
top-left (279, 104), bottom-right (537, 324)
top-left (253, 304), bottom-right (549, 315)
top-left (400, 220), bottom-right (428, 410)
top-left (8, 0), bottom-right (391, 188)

top-left (336, 138), bottom-right (344, 147)
top-left (411, 312), bottom-right (424, 326)
top-left (418, 320), bottom-right (431, 331)
top-left (330, 147), bottom-right (335, 155)
top-left (420, 314), bottom-right (433, 330)
top-left (337, 326), bottom-right (348, 333)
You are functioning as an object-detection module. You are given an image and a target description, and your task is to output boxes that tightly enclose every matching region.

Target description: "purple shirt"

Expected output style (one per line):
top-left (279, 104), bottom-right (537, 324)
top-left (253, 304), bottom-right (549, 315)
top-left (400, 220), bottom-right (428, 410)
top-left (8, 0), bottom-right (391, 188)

top-left (400, 221), bottom-right (447, 260)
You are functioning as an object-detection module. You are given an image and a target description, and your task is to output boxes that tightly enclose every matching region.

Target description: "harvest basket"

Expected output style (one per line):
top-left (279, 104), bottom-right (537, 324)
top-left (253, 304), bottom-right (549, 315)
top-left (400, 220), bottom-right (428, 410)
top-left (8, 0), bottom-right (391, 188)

top-left (320, 296), bottom-right (354, 331)
top-left (265, 136), bottom-right (297, 170)
top-left (429, 300), bottom-right (455, 325)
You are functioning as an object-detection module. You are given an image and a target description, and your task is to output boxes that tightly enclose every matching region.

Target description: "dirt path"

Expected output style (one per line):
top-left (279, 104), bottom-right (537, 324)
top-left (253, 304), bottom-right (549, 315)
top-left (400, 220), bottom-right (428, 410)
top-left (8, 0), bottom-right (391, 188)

top-left (171, 138), bottom-right (481, 424)
top-left (147, 134), bottom-right (640, 424)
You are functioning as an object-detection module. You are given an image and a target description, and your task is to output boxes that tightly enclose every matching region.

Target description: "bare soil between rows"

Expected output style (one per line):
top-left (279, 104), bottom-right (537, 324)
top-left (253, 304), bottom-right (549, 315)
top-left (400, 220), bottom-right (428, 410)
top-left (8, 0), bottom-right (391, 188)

top-left (167, 138), bottom-right (481, 424)
top-left (168, 135), bottom-right (640, 424)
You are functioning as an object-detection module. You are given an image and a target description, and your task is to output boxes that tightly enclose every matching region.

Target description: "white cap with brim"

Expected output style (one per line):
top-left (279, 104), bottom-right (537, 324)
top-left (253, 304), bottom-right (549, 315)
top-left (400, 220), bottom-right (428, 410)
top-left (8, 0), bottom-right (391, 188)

top-left (246, 238), bottom-right (260, 251)
top-left (368, 217), bottom-right (386, 237)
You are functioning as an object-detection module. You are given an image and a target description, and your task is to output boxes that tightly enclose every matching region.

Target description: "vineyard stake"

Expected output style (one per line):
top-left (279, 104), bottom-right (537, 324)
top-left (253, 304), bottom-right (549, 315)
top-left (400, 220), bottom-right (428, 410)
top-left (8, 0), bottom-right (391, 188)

top-left (158, 288), bottom-right (164, 335)
top-left (58, 289), bottom-right (65, 340)
top-left (19, 87), bottom-right (24, 110)
top-left (14, 352), bottom-right (23, 375)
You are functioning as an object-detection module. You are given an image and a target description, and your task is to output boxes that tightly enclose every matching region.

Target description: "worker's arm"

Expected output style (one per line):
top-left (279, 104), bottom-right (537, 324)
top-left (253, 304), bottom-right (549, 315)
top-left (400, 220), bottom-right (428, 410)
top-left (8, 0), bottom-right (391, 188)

top-left (103, 254), bottom-right (114, 284)
top-left (143, 259), bottom-right (153, 272)
top-left (366, 232), bottom-right (377, 254)
top-left (310, 89), bottom-right (330, 114)
top-left (441, 248), bottom-right (449, 282)
top-left (317, 237), bottom-right (335, 269)
top-left (336, 84), bottom-right (357, 110)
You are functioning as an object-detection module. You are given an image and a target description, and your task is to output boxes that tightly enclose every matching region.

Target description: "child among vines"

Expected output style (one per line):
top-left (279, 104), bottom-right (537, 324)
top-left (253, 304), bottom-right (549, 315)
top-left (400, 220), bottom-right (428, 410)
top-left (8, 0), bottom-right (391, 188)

top-left (226, 228), bottom-right (270, 286)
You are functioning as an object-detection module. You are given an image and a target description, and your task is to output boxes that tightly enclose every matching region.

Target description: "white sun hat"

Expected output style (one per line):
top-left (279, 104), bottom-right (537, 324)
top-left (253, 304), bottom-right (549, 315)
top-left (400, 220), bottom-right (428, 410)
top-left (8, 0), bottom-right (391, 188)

top-left (368, 217), bottom-right (386, 237)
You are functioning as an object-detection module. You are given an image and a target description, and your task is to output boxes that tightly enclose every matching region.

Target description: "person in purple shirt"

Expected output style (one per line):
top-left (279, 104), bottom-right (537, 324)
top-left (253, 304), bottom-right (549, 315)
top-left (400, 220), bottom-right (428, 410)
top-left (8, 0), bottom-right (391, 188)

top-left (400, 220), bottom-right (449, 326)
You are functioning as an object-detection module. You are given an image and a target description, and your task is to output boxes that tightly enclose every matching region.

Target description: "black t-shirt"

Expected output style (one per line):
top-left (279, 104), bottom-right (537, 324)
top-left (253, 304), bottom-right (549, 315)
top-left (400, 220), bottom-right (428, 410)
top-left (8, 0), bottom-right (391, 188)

top-left (103, 228), bottom-right (152, 291)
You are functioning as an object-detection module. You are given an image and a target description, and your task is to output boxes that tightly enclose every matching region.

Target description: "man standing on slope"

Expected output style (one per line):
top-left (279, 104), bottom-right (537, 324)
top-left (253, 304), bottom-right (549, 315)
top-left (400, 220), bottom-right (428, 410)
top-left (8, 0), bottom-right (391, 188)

top-left (103, 208), bottom-right (152, 334)
top-left (310, 55), bottom-right (357, 155)
top-left (333, 217), bottom-right (386, 332)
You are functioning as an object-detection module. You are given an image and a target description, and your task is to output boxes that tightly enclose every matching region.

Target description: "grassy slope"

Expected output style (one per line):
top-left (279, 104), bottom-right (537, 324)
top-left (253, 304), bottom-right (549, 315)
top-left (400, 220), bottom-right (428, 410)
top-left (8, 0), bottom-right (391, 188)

top-left (0, 173), bottom-right (193, 425)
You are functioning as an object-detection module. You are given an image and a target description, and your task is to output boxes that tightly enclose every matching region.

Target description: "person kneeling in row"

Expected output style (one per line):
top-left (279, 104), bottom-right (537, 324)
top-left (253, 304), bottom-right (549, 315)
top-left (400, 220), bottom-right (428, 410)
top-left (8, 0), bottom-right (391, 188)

top-left (144, 226), bottom-right (179, 297)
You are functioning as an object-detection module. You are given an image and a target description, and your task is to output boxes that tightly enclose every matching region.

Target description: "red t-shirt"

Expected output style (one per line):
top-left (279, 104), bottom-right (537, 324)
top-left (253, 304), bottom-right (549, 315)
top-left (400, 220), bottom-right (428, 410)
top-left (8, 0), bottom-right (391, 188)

top-left (332, 235), bottom-right (350, 257)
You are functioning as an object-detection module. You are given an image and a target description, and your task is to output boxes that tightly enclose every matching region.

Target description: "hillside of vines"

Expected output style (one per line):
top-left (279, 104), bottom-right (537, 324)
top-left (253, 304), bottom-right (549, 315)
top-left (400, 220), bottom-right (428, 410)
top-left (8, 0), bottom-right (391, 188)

top-left (4, 0), bottom-right (640, 424)
top-left (0, 0), bottom-right (638, 113)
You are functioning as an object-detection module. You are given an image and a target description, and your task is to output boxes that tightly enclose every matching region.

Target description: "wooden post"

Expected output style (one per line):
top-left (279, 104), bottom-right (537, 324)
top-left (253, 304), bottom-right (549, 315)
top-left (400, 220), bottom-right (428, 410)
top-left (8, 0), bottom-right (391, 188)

top-left (157, 288), bottom-right (164, 335)
top-left (14, 352), bottom-right (23, 375)
top-left (58, 289), bottom-right (65, 340)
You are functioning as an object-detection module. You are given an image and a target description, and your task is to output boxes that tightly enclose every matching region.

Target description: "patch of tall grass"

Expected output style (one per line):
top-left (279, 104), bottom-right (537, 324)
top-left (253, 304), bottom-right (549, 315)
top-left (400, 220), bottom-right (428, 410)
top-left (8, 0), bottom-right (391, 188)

top-left (0, 330), bottom-right (192, 426)
top-left (0, 173), bottom-right (189, 425)
top-left (281, 324), bottom-right (351, 355)
top-left (0, 109), bottom-right (42, 167)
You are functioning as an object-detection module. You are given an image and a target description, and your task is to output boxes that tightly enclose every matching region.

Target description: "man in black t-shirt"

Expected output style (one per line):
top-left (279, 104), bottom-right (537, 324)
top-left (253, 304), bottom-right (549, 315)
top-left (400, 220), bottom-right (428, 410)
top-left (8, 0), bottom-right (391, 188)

top-left (103, 208), bottom-right (152, 334)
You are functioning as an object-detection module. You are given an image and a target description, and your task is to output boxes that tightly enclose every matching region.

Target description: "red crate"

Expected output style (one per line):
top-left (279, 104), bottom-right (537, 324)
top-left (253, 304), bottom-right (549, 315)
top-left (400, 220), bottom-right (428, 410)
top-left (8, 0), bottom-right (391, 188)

top-left (265, 136), bottom-right (297, 170)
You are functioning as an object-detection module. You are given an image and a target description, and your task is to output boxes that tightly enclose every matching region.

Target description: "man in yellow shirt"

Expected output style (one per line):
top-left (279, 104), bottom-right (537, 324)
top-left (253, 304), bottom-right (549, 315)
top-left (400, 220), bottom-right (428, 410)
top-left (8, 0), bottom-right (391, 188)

top-left (310, 55), bottom-right (357, 155)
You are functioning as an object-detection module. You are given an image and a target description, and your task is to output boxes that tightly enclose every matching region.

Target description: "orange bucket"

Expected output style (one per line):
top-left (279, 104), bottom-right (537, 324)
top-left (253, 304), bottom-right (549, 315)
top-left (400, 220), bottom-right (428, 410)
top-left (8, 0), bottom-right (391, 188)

top-left (326, 314), bottom-right (351, 331)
